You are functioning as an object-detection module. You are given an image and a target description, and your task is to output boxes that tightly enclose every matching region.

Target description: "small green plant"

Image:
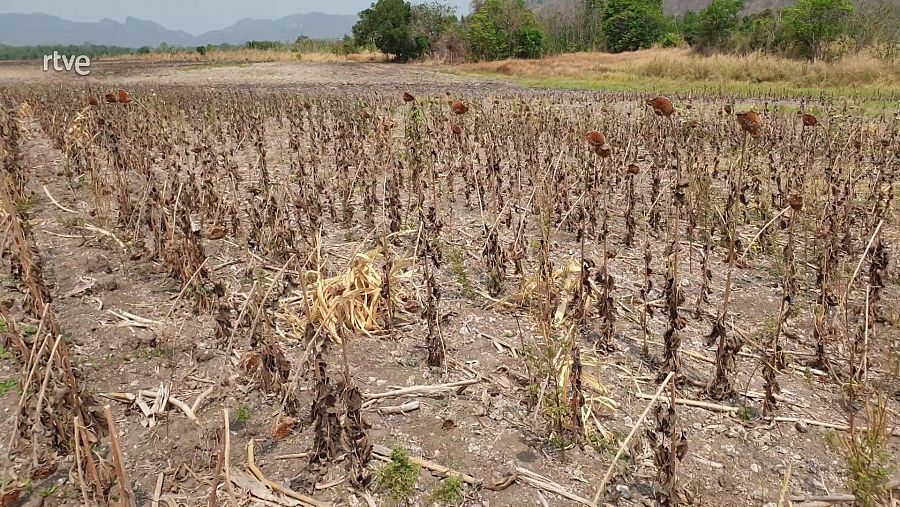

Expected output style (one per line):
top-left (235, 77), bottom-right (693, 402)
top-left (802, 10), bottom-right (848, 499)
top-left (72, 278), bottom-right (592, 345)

top-left (377, 447), bottom-right (420, 505)
top-left (735, 404), bottom-right (755, 422)
top-left (588, 432), bottom-right (617, 455)
top-left (21, 324), bottom-right (37, 336)
top-left (0, 316), bottom-right (7, 333)
top-left (447, 248), bottom-right (474, 298)
top-left (842, 398), bottom-right (894, 507)
top-left (40, 484), bottom-right (58, 498)
top-left (823, 429), bottom-right (839, 448)
top-left (0, 345), bottom-right (11, 361)
top-left (430, 476), bottom-right (463, 505)
top-left (16, 196), bottom-right (37, 216)
top-left (0, 379), bottom-right (18, 396)
top-left (234, 405), bottom-right (254, 422)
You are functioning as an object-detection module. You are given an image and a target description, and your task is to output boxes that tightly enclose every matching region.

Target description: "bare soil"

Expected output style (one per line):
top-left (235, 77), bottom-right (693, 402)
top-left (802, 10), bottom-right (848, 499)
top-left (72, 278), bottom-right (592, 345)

top-left (0, 61), bottom-right (898, 507)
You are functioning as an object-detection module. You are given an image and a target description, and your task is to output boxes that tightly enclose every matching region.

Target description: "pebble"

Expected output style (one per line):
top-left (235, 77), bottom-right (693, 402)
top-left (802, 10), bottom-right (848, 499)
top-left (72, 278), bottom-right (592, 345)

top-left (615, 484), bottom-right (631, 500)
top-left (750, 463), bottom-right (760, 473)
top-left (795, 420), bottom-right (809, 433)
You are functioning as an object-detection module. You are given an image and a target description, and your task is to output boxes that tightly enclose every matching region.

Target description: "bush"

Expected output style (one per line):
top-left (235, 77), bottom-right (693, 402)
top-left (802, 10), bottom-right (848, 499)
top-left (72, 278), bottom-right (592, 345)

top-left (660, 32), bottom-right (683, 47)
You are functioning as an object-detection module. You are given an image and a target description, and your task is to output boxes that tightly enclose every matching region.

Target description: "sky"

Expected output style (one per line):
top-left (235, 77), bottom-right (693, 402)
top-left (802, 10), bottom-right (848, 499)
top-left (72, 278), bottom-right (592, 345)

top-left (0, 0), bottom-right (471, 34)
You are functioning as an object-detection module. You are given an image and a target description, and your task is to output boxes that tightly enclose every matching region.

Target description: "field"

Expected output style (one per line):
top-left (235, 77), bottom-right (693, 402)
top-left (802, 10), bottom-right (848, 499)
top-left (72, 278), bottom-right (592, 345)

top-left (0, 59), bottom-right (898, 507)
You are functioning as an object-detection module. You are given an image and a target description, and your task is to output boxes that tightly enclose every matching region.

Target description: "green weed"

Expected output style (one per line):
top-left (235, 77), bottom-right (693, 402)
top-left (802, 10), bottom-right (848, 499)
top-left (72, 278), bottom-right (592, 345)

top-left (377, 447), bottom-right (421, 505)
top-left (430, 476), bottom-right (463, 505)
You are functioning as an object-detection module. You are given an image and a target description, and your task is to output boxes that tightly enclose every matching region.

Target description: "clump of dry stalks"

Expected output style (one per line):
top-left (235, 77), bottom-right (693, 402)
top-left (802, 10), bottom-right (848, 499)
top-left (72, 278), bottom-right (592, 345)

top-left (280, 247), bottom-right (415, 343)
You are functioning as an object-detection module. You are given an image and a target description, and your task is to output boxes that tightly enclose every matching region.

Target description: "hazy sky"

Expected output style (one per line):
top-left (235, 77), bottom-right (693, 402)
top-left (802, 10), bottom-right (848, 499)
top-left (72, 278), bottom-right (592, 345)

top-left (0, 0), bottom-right (471, 34)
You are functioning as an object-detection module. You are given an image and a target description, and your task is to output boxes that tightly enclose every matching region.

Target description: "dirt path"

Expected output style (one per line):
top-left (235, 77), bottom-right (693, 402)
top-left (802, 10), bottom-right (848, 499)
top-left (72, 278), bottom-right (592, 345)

top-left (0, 59), bottom-right (514, 95)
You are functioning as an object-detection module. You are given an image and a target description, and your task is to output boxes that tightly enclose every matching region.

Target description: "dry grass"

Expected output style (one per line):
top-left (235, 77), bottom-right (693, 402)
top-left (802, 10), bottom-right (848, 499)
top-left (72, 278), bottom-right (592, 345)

top-left (104, 48), bottom-right (388, 64)
top-left (457, 48), bottom-right (900, 89)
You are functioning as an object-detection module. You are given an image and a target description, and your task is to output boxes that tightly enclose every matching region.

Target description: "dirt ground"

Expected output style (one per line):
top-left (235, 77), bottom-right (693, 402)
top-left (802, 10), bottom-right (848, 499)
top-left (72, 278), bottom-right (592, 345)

top-left (0, 59), bottom-right (508, 93)
top-left (0, 60), bottom-right (898, 507)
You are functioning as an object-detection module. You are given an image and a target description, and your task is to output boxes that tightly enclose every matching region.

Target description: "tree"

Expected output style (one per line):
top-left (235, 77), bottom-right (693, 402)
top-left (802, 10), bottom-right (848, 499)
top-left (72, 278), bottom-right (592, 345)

top-left (535, 0), bottom-right (604, 53)
top-left (601, 0), bottom-right (667, 53)
top-left (781, 0), bottom-right (854, 60)
top-left (466, 0), bottom-right (547, 60)
top-left (411, 1), bottom-right (459, 52)
top-left (731, 9), bottom-right (782, 53)
top-left (353, 0), bottom-right (427, 61)
top-left (696, 0), bottom-right (745, 50)
top-left (847, 0), bottom-right (900, 57)
top-left (676, 10), bottom-right (701, 46)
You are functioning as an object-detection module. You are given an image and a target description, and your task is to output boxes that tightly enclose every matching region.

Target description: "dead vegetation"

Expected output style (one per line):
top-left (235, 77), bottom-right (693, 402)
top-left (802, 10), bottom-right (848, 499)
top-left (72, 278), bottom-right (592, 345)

top-left (0, 81), bottom-right (897, 506)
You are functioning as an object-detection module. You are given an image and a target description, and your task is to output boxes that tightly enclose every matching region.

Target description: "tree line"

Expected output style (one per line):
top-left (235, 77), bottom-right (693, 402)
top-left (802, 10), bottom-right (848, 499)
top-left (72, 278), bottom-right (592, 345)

top-left (350, 0), bottom-right (899, 61)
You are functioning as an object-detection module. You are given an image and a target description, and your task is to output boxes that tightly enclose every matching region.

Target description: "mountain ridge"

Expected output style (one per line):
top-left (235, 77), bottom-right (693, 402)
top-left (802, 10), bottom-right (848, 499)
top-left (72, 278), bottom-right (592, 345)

top-left (0, 12), bottom-right (357, 48)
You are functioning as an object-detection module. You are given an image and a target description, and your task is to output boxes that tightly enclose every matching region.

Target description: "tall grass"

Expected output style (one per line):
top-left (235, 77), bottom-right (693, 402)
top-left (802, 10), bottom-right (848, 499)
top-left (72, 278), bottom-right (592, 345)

top-left (457, 48), bottom-right (900, 89)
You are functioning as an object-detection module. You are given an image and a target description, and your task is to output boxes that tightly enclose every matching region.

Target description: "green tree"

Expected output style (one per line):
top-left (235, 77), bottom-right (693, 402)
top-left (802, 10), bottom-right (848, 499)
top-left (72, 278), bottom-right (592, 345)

top-left (676, 10), bottom-right (701, 46)
top-left (353, 0), bottom-right (427, 61)
top-left (411, 1), bottom-right (459, 52)
top-left (601, 0), bottom-right (667, 53)
top-left (732, 9), bottom-right (782, 53)
top-left (696, 0), bottom-right (745, 50)
top-left (781, 0), bottom-right (854, 60)
top-left (466, 0), bottom-right (547, 60)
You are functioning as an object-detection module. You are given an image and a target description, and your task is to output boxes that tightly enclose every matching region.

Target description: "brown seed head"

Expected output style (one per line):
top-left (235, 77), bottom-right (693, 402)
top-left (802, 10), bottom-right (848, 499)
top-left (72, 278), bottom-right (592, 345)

top-left (736, 111), bottom-right (761, 136)
top-left (586, 130), bottom-right (606, 147)
top-left (451, 99), bottom-right (468, 115)
top-left (798, 112), bottom-right (818, 127)
top-left (646, 96), bottom-right (675, 117)
top-left (402, 92), bottom-right (415, 103)
top-left (117, 89), bottom-right (131, 104)
top-left (788, 194), bottom-right (804, 211)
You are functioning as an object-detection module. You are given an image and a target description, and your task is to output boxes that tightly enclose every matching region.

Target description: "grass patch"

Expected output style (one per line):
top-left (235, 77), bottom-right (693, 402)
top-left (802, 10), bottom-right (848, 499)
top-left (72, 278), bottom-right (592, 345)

top-left (377, 447), bottom-right (420, 506)
top-left (0, 378), bottom-right (18, 396)
top-left (446, 248), bottom-right (474, 298)
top-left (430, 476), bottom-right (464, 505)
top-left (234, 405), bottom-right (254, 422)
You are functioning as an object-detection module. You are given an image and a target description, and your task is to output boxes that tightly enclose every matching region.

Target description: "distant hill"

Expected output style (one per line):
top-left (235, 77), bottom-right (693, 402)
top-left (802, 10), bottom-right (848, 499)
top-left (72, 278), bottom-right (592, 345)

top-left (197, 13), bottom-right (357, 45)
top-left (0, 12), bottom-right (357, 48)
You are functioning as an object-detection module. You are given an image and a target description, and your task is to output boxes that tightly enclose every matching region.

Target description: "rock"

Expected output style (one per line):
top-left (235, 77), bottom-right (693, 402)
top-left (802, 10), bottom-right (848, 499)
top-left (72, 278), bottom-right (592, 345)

top-left (750, 463), bottom-right (760, 474)
top-left (615, 484), bottom-right (631, 500)
top-left (726, 426), bottom-right (741, 438)
top-left (795, 420), bottom-right (809, 433)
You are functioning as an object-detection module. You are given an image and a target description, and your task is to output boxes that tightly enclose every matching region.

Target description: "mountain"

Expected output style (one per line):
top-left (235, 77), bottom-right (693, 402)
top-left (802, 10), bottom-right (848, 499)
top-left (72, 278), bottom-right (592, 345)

top-left (197, 13), bottom-right (357, 45)
top-left (0, 13), bottom-right (195, 47)
top-left (0, 12), bottom-right (357, 48)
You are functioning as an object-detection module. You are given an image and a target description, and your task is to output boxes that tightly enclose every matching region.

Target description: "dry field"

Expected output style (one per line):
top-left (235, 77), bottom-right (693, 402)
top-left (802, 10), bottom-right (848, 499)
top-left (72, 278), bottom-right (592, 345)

top-left (456, 48), bottom-right (900, 95)
top-left (0, 63), bottom-right (898, 507)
